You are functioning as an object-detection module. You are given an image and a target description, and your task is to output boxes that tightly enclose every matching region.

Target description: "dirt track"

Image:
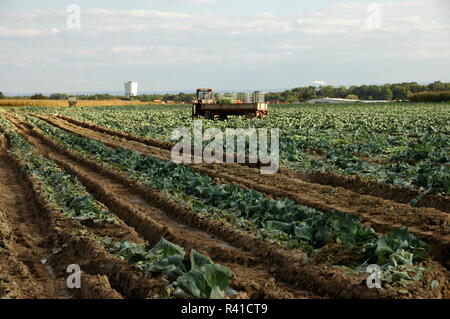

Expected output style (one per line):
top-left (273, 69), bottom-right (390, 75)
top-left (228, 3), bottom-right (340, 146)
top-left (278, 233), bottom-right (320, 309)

top-left (37, 115), bottom-right (450, 268)
top-left (0, 133), bottom-right (124, 299)
top-left (0, 135), bottom-right (71, 298)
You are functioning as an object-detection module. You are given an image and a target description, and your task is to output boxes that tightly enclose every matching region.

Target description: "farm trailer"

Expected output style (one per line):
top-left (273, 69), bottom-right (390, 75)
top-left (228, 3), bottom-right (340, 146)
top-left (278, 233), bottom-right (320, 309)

top-left (192, 88), bottom-right (269, 120)
top-left (68, 96), bottom-right (77, 107)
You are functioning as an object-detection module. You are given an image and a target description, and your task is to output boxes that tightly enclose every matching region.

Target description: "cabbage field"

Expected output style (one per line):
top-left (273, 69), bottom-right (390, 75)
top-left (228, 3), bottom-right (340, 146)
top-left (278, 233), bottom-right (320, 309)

top-left (0, 102), bottom-right (448, 299)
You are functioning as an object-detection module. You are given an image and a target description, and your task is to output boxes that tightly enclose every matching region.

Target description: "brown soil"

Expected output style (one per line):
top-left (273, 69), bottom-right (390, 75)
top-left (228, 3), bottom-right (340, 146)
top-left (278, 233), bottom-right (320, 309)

top-left (292, 169), bottom-right (450, 213)
top-left (0, 134), bottom-right (73, 299)
top-left (0, 133), bottom-right (125, 299)
top-left (38, 115), bottom-right (450, 267)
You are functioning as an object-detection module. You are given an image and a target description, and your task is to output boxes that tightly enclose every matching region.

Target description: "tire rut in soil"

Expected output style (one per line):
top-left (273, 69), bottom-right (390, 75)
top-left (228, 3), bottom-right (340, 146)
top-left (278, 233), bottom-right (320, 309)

top-left (7, 115), bottom-right (319, 299)
top-left (0, 134), bottom-right (74, 299)
top-left (38, 115), bottom-right (450, 268)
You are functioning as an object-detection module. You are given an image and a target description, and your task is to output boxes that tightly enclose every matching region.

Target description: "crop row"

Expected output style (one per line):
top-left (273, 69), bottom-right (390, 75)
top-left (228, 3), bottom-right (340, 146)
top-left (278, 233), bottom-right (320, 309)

top-left (50, 103), bottom-right (450, 195)
top-left (0, 114), bottom-right (235, 299)
top-left (26, 115), bottom-right (434, 288)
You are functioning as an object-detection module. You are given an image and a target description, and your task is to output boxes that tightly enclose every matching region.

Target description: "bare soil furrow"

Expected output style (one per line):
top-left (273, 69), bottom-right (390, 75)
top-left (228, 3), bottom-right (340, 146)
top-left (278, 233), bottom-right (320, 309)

top-left (0, 132), bottom-right (126, 299)
top-left (0, 134), bottom-right (72, 299)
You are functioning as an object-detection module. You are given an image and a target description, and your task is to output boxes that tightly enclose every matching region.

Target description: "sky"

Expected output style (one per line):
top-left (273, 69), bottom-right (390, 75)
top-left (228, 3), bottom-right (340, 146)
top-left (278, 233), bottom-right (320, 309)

top-left (0, 0), bottom-right (449, 94)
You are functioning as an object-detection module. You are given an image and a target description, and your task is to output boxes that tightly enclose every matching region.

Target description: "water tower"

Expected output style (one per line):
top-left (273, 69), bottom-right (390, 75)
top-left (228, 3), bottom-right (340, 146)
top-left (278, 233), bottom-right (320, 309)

top-left (124, 81), bottom-right (138, 98)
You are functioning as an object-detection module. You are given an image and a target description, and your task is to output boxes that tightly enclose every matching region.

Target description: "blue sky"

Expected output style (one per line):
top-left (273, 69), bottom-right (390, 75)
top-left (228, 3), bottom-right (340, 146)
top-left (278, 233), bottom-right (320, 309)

top-left (0, 0), bottom-right (449, 94)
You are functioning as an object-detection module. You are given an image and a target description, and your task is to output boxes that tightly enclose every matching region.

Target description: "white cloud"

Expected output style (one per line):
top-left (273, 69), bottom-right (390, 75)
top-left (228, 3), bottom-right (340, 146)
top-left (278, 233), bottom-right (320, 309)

top-left (237, 51), bottom-right (293, 61)
top-left (145, 0), bottom-right (216, 3)
top-left (82, 9), bottom-right (293, 35)
top-left (96, 24), bottom-right (147, 32)
top-left (86, 9), bottom-right (192, 19)
top-left (110, 44), bottom-right (305, 64)
top-left (280, 44), bottom-right (312, 51)
top-left (1, 10), bottom-right (65, 20)
top-left (295, 0), bottom-right (450, 36)
top-left (0, 26), bottom-right (46, 37)
top-left (111, 45), bottom-right (223, 64)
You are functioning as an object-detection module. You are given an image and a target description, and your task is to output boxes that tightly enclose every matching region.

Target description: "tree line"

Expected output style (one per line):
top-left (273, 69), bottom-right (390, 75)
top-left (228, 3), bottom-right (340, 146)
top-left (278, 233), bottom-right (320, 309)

top-left (1, 81), bottom-right (449, 103)
top-left (265, 81), bottom-right (450, 102)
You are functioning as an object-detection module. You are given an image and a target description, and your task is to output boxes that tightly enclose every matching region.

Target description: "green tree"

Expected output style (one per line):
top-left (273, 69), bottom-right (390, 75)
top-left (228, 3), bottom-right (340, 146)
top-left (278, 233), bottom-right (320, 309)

top-left (336, 86), bottom-right (348, 98)
top-left (368, 85), bottom-right (383, 99)
top-left (299, 87), bottom-right (317, 101)
top-left (163, 94), bottom-right (177, 102)
top-left (30, 93), bottom-right (48, 100)
top-left (382, 87), bottom-right (393, 100)
top-left (428, 81), bottom-right (448, 92)
top-left (286, 96), bottom-right (299, 103)
top-left (49, 93), bottom-right (69, 100)
top-left (406, 82), bottom-right (426, 93)
top-left (392, 85), bottom-right (411, 100)
top-left (265, 92), bottom-right (281, 102)
top-left (175, 92), bottom-right (194, 103)
top-left (0, 91), bottom-right (5, 99)
top-left (319, 85), bottom-right (337, 98)
top-left (345, 94), bottom-right (359, 100)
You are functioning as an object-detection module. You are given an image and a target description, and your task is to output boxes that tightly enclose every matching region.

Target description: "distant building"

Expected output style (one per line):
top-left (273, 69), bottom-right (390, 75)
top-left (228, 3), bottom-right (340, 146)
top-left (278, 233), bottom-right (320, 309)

top-left (306, 98), bottom-right (359, 104)
top-left (360, 100), bottom-right (390, 103)
top-left (306, 97), bottom-right (389, 104)
top-left (124, 81), bottom-right (138, 98)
